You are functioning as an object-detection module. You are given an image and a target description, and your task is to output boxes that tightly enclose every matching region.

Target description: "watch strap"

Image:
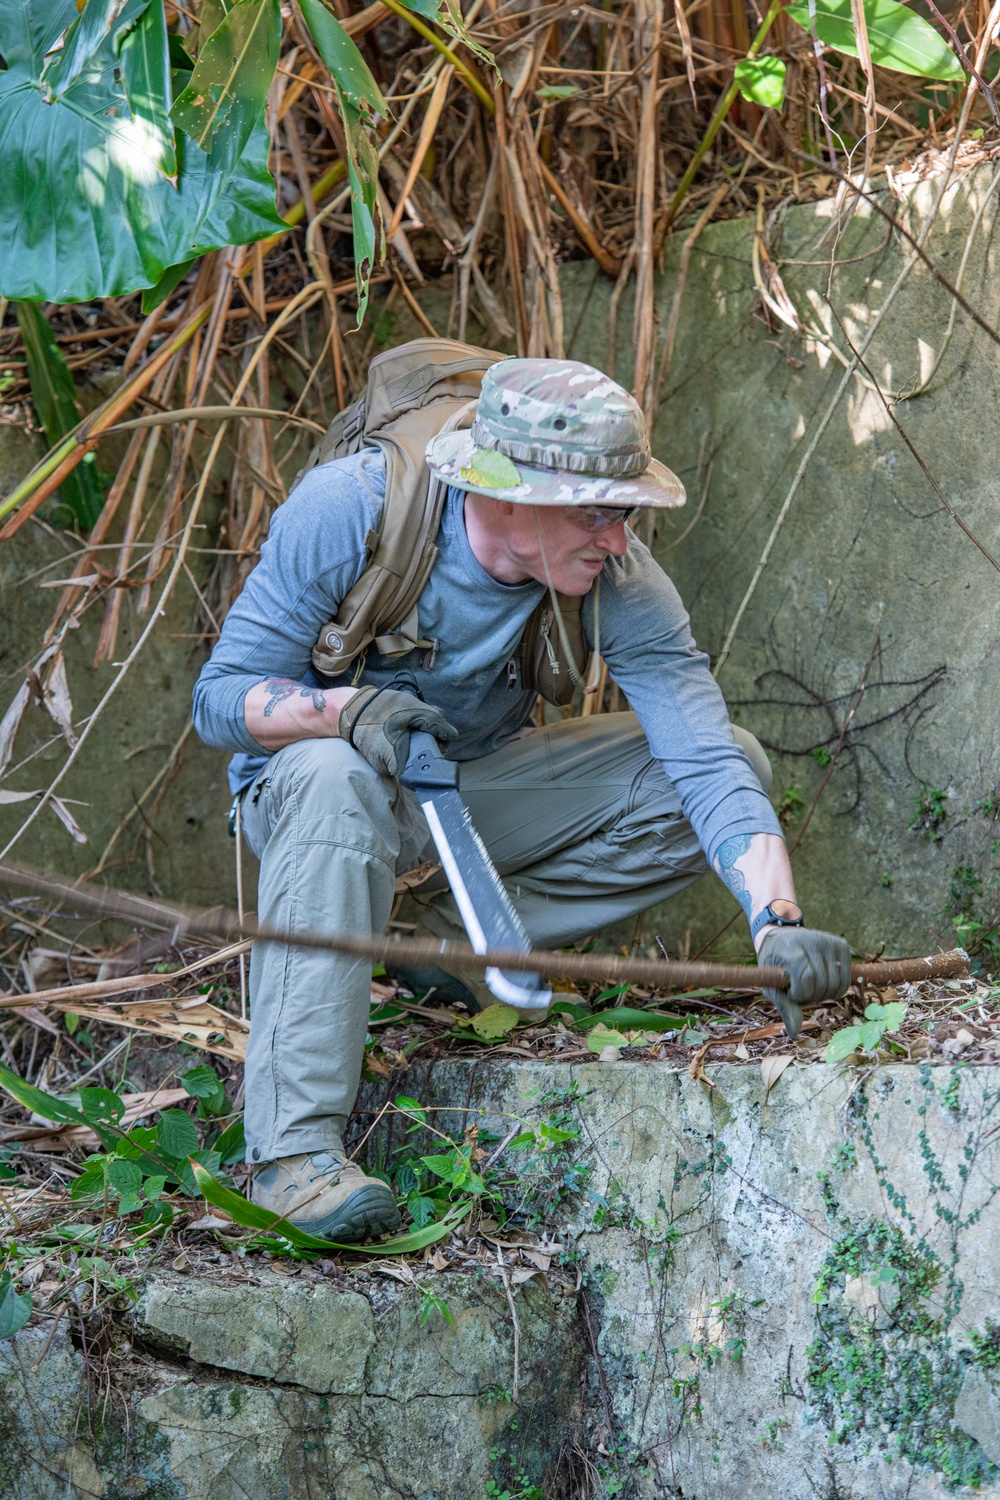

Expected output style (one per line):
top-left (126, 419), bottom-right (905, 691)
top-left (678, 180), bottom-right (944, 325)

top-left (751, 902), bottom-right (805, 942)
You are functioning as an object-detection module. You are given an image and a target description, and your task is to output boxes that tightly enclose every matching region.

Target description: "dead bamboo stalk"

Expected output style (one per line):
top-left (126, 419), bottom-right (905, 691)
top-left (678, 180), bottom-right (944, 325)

top-left (0, 863), bottom-right (970, 997)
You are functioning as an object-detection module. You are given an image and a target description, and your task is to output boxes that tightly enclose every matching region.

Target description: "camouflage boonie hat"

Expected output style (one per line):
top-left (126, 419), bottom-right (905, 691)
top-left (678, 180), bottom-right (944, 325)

top-left (425, 358), bottom-right (686, 508)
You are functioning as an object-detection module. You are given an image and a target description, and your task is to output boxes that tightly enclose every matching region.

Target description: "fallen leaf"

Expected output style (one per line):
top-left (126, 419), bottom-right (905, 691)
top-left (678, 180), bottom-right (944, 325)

top-left (0, 682), bottom-right (32, 777)
top-left (511, 1267), bottom-right (544, 1285)
top-left (761, 1054), bottom-right (794, 1099)
top-left (734, 1042), bottom-right (751, 1061)
top-left (597, 1045), bottom-right (622, 1062)
top-left (42, 653), bottom-right (77, 749)
top-left (586, 1025), bottom-right (628, 1053)
top-left (471, 1004), bottom-right (521, 1040)
top-left (521, 1249), bottom-right (552, 1271)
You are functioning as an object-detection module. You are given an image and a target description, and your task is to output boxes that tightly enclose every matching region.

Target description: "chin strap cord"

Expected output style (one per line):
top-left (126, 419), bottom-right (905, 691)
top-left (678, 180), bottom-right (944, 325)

top-left (532, 512), bottom-right (595, 693)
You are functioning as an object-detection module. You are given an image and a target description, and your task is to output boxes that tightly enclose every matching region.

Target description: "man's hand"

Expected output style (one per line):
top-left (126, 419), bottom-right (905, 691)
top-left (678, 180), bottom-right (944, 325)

top-left (757, 927), bottom-right (852, 1038)
top-left (339, 687), bottom-right (457, 778)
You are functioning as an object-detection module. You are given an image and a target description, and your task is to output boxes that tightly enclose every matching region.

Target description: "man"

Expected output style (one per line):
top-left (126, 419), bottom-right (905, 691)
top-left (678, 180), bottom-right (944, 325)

top-left (193, 356), bottom-right (850, 1243)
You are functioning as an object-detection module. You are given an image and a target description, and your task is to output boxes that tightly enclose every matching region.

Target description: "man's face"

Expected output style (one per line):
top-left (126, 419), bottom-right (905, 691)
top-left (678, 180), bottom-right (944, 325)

top-left (472, 499), bottom-right (634, 596)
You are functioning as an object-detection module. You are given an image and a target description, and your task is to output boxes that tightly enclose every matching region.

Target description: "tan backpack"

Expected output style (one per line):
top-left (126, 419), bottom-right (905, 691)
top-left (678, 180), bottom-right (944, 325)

top-left (296, 338), bottom-right (589, 707)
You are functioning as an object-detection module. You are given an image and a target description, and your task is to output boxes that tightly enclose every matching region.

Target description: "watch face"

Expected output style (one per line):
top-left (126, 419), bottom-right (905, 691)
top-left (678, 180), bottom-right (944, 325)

top-left (771, 899), bottom-right (803, 923)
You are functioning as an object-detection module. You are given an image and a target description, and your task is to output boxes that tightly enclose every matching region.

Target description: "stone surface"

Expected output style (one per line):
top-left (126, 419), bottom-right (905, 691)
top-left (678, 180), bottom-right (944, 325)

top-left (955, 1365), bottom-right (1000, 1466)
top-left (7, 1059), bottom-right (1000, 1495)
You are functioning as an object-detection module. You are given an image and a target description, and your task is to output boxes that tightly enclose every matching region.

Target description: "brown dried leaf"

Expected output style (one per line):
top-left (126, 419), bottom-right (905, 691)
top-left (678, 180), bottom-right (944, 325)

top-left (46, 795), bottom-right (89, 844)
top-left (761, 1054), bottom-right (794, 1099)
top-left (0, 682), bottom-right (32, 778)
top-left (42, 653), bottom-right (78, 749)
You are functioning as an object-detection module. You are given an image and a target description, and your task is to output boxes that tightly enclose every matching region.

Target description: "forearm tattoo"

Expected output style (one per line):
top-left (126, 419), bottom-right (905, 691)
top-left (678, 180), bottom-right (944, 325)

top-left (713, 833), bottom-right (753, 917)
top-left (261, 678), bottom-right (328, 718)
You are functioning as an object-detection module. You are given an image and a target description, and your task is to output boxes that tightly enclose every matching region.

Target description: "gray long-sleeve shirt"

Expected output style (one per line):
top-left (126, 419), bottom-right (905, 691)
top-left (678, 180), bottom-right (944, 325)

top-left (192, 448), bottom-right (781, 864)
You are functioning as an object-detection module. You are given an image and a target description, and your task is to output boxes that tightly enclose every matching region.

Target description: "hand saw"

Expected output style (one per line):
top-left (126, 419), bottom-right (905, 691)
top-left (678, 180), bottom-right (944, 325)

top-left (401, 731), bottom-right (551, 1010)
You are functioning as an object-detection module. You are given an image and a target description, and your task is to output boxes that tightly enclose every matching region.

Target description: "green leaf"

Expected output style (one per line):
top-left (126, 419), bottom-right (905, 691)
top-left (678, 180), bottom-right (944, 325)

top-left (0, 1061), bottom-right (93, 1128)
top-left (734, 55), bottom-right (786, 108)
top-left (393, 0), bottom-right (496, 74)
top-left (171, 0), bottom-right (280, 166)
top-left (79, 1087), bottom-right (125, 1128)
top-left (460, 448), bottom-right (523, 490)
top-left (191, 1161), bottom-right (472, 1253)
top-left (155, 1110), bottom-right (199, 1159)
top-left (407, 1193), bottom-right (437, 1228)
top-left (857, 1019), bottom-right (885, 1052)
top-left (14, 303), bottom-right (104, 530)
top-left (107, 1158), bottom-right (143, 1197)
top-left (826, 1024), bottom-right (864, 1063)
top-left (536, 83), bottom-right (578, 100)
top-left (471, 1003), bottom-right (520, 1040)
top-left (181, 1065), bottom-right (226, 1112)
top-left (297, 0), bottom-right (385, 324)
top-left (573, 1008), bottom-right (685, 1033)
top-left (394, 1095), bottom-right (427, 1127)
top-left (40, 0), bottom-right (148, 100)
top-left (211, 1116), bottom-right (246, 1166)
top-left (785, 0), bottom-right (964, 79)
top-left (143, 1174), bottom-right (167, 1201)
top-left (0, 1274), bottom-right (32, 1341)
top-left (865, 1001), bottom-right (906, 1032)
top-left (586, 1025), bottom-right (629, 1053)
top-left (119, 0), bottom-right (177, 180)
top-left (297, 0), bottom-right (387, 115)
top-left (0, 1), bottom-right (285, 302)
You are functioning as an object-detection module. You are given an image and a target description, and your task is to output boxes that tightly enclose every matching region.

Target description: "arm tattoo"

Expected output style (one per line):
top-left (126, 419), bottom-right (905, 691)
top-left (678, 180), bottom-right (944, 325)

top-left (713, 833), bottom-right (753, 918)
top-left (261, 679), bottom-right (328, 718)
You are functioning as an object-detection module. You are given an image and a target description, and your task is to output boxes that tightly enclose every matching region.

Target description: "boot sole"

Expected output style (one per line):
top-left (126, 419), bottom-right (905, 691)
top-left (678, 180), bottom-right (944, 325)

top-left (290, 1183), bottom-right (401, 1245)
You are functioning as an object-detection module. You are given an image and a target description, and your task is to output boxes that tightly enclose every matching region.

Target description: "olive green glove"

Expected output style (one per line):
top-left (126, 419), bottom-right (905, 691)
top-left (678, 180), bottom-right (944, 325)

top-left (757, 927), bottom-right (852, 1038)
top-left (339, 686), bottom-right (458, 778)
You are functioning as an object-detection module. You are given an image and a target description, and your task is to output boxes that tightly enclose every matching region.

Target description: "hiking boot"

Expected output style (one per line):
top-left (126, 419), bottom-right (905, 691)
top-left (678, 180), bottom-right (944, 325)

top-left (250, 1151), bottom-right (400, 1243)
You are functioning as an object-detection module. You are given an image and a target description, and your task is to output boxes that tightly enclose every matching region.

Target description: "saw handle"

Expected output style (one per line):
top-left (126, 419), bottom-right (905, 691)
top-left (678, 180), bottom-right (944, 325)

top-left (400, 731), bottom-right (459, 791)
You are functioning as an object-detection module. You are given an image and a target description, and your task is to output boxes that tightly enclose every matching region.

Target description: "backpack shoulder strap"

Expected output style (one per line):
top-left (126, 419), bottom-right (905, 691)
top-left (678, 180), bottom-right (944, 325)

top-left (311, 340), bottom-right (505, 678)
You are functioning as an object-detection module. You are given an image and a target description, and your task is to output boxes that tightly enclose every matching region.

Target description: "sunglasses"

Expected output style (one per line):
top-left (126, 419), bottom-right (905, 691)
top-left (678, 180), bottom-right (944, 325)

top-left (566, 504), bottom-right (640, 533)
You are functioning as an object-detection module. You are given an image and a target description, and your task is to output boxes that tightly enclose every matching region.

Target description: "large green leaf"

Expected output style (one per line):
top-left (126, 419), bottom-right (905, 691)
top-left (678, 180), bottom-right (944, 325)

top-left (395, 0), bottom-right (496, 74)
top-left (40, 0), bottom-right (148, 101)
top-left (298, 0), bottom-right (384, 325)
top-left (171, 0), bottom-right (280, 168)
top-left (297, 0), bottom-right (387, 115)
top-left (191, 1162), bottom-right (473, 1253)
top-left (119, 0), bottom-right (177, 180)
top-left (0, 0), bottom-right (285, 301)
top-left (785, 0), bottom-right (963, 79)
top-left (14, 301), bottom-right (104, 529)
top-left (0, 1274), bottom-right (32, 1341)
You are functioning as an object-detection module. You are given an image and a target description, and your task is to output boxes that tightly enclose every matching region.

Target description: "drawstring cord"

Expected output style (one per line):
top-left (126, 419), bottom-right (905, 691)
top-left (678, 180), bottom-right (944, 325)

top-left (532, 512), bottom-right (598, 693)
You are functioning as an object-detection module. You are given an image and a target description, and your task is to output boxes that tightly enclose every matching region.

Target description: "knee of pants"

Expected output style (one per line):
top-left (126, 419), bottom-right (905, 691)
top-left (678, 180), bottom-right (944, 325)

top-left (732, 725), bottom-right (772, 795)
top-left (245, 737), bottom-right (400, 862)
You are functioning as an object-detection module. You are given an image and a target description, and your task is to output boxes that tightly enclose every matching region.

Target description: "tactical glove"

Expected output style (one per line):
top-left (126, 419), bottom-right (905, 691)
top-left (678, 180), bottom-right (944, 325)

top-left (339, 686), bottom-right (458, 779)
top-left (757, 926), bottom-right (852, 1038)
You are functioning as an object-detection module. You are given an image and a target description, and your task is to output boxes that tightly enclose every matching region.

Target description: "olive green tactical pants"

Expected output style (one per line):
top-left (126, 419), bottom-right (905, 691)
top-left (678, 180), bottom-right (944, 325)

top-left (239, 712), bottom-right (771, 1165)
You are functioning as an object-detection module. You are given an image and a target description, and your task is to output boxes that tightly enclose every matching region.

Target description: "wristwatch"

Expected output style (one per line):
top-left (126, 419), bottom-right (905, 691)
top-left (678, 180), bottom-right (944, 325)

top-left (750, 899), bottom-right (804, 942)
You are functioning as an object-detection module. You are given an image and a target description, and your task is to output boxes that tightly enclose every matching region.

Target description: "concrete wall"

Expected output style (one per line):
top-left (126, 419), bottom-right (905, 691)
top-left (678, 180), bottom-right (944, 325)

top-left (5, 1057), bottom-right (1000, 1497)
top-left (2, 162), bottom-right (997, 954)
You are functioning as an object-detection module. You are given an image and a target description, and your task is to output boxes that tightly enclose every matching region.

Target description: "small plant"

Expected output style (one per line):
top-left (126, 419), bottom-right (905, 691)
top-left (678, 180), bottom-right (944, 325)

top-left (812, 746), bottom-right (832, 768)
top-left (909, 782), bottom-right (948, 841)
top-left (826, 1002), bottom-right (907, 1063)
top-left (415, 1286), bottom-right (454, 1328)
top-left (969, 1321), bottom-right (1000, 1371)
top-left (777, 785), bottom-right (806, 830)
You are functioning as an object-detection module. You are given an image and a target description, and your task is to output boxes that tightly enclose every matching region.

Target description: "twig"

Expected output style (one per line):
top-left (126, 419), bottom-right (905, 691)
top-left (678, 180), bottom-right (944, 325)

top-left (0, 862), bottom-right (971, 994)
top-left (495, 1246), bottom-right (520, 1403)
